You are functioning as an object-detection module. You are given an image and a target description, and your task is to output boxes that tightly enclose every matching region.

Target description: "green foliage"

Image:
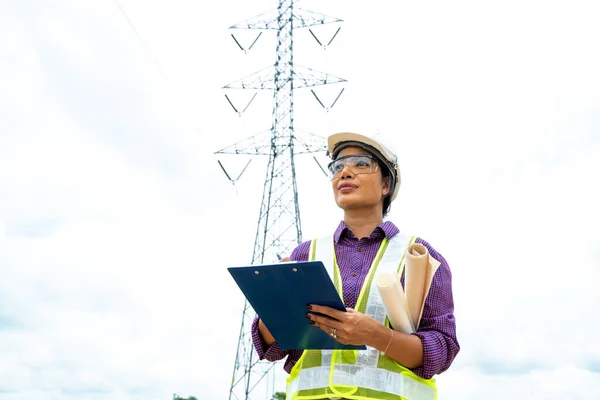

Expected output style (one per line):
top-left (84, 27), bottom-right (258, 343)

top-left (272, 392), bottom-right (286, 400)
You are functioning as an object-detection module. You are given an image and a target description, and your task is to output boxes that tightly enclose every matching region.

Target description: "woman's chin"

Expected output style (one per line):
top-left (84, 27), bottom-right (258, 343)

top-left (336, 197), bottom-right (364, 210)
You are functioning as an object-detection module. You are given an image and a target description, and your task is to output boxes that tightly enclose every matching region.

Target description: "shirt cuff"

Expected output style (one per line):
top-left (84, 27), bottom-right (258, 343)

top-left (410, 331), bottom-right (445, 380)
top-left (251, 316), bottom-right (288, 362)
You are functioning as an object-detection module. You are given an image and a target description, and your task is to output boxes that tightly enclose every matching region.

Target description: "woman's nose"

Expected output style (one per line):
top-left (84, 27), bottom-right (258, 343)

top-left (340, 164), bottom-right (354, 178)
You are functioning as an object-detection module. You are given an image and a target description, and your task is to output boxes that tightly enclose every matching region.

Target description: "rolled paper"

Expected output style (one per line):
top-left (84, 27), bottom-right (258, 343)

top-left (405, 243), bottom-right (440, 330)
top-left (418, 253), bottom-right (440, 330)
top-left (405, 243), bottom-right (428, 330)
top-left (376, 271), bottom-right (415, 334)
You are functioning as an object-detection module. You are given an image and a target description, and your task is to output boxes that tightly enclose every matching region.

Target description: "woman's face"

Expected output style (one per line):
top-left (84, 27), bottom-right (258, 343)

top-left (331, 146), bottom-right (389, 212)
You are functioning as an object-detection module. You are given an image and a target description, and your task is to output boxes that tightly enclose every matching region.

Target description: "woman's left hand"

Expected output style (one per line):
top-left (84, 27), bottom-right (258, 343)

top-left (307, 304), bottom-right (380, 346)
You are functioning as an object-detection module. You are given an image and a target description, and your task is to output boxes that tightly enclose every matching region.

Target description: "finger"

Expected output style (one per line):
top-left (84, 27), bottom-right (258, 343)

top-left (308, 304), bottom-right (346, 321)
top-left (279, 257), bottom-right (291, 263)
top-left (310, 319), bottom-right (332, 334)
top-left (312, 319), bottom-right (353, 344)
top-left (312, 320), bottom-right (340, 340)
top-left (308, 312), bottom-right (343, 330)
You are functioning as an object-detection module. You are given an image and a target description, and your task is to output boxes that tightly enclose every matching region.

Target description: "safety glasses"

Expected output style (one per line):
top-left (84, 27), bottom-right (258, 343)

top-left (327, 154), bottom-right (379, 180)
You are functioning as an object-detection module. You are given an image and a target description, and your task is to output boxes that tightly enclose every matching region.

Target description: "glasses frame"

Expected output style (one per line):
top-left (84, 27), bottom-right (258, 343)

top-left (327, 154), bottom-right (380, 180)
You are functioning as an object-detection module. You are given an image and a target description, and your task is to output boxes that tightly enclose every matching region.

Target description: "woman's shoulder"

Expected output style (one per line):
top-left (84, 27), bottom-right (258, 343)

top-left (414, 236), bottom-right (450, 269)
top-left (290, 231), bottom-right (338, 262)
top-left (289, 240), bottom-right (312, 262)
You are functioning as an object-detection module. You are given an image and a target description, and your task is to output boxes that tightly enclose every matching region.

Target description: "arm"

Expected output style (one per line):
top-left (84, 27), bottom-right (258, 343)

top-left (251, 315), bottom-right (288, 362)
top-left (251, 241), bottom-right (312, 362)
top-left (307, 307), bottom-right (425, 369)
top-left (307, 238), bottom-right (459, 378)
top-left (368, 325), bottom-right (424, 368)
top-left (258, 318), bottom-right (276, 346)
top-left (370, 238), bottom-right (459, 377)
top-left (407, 238), bottom-right (460, 378)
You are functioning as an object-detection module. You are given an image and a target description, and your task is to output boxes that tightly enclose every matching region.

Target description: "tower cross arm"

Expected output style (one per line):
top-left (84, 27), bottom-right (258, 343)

top-left (215, 131), bottom-right (272, 155)
top-left (230, 7), bottom-right (342, 30)
top-left (293, 132), bottom-right (327, 155)
top-left (223, 66), bottom-right (346, 90)
top-left (293, 66), bottom-right (347, 89)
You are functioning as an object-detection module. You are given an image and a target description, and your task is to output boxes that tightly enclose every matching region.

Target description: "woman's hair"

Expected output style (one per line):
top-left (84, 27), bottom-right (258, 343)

top-left (380, 164), bottom-right (392, 217)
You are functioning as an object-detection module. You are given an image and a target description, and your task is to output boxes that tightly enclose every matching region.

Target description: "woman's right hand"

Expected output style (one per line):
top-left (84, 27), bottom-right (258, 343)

top-left (258, 256), bottom-right (291, 345)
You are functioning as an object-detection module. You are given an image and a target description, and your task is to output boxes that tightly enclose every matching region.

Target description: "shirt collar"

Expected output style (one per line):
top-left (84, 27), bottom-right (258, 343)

top-left (333, 220), bottom-right (400, 243)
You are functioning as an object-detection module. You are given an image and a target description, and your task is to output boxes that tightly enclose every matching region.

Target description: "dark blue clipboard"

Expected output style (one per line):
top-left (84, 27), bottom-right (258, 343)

top-left (228, 261), bottom-right (366, 351)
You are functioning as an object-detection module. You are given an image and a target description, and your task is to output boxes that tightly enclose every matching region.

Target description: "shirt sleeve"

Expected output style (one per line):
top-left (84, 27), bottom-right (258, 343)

top-left (250, 240), bottom-right (312, 367)
top-left (409, 238), bottom-right (460, 379)
top-left (251, 316), bottom-right (289, 362)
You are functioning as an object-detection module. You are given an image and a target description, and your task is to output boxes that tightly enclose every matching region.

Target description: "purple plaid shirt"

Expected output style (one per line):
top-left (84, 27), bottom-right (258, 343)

top-left (251, 221), bottom-right (460, 380)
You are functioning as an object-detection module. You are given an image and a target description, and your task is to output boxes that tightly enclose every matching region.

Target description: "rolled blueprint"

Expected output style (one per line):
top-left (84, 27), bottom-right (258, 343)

top-left (376, 271), bottom-right (415, 334)
top-left (405, 243), bottom-right (440, 330)
top-left (376, 243), bottom-right (442, 334)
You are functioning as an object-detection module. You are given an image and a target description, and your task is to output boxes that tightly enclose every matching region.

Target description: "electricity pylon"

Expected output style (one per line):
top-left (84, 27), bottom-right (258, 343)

top-left (217, 1), bottom-right (346, 399)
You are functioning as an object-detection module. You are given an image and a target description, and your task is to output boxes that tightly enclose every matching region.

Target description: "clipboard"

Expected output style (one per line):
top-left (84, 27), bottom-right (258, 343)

top-left (228, 261), bottom-right (366, 350)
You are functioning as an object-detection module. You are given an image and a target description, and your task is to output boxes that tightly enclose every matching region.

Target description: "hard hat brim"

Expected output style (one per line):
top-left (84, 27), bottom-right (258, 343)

top-left (327, 132), bottom-right (396, 164)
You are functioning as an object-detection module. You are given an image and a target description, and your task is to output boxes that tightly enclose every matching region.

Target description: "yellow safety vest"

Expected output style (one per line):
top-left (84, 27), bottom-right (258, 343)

top-left (286, 234), bottom-right (438, 400)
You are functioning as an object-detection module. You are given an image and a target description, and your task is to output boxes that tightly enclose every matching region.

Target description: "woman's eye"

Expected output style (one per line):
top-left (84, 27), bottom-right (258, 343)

top-left (356, 160), bottom-right (369, 167)
top-left (334, 163), bottom-right (345, 172)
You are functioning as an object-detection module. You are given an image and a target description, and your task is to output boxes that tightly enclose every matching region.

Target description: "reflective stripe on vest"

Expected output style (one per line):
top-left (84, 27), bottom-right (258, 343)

top-left (286, 234), bottom-right (438, 400)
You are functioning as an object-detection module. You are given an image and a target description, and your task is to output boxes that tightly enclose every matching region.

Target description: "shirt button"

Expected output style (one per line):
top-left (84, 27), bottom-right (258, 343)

top-left (357, 247), bottom-right (363, 252)
top-left (351, 272), bottom-right (358, 277)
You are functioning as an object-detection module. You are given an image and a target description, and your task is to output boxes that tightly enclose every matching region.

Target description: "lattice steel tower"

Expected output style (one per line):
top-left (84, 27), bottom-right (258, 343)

top-left (217, 1), bottom-right (346, 399)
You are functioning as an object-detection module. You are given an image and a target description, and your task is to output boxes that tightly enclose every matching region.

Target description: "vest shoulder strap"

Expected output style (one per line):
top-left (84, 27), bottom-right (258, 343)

top-left (312, 235), bottom-right (335, 281)
top-left (310, 233), bottom-right (416, 279)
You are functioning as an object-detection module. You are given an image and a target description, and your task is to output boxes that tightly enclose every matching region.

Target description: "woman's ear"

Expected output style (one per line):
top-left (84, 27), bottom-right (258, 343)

top-left (382, 177), bottom-right (390, 196)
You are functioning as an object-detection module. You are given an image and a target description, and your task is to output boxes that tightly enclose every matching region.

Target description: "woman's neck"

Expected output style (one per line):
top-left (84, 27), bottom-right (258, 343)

top-left (343, 208), bottom-right (384, 239)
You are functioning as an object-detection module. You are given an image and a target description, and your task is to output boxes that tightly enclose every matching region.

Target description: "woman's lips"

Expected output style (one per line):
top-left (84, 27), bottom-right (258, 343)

top-left (338, 182), bottom-right (358, 193)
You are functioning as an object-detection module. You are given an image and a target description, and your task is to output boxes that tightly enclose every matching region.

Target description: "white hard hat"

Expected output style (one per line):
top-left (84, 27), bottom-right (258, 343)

top-left (327, 132), bottom-right (401, 201)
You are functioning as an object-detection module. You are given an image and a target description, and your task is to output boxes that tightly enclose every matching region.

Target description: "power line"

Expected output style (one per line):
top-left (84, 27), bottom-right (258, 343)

top-left (114, 0), bottom-right (209, 145)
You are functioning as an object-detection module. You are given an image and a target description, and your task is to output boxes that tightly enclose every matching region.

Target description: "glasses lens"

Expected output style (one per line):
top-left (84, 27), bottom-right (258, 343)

top-left (328, 155), bottom-right (375, 178)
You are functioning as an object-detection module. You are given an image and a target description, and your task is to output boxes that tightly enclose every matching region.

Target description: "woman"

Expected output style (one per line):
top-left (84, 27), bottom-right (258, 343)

top-left (251, 132), bottom-right (459, 400)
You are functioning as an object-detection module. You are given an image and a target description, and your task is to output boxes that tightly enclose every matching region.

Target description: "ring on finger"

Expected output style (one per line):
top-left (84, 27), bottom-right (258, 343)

top-left (331, 328), bottom-right (337, 339)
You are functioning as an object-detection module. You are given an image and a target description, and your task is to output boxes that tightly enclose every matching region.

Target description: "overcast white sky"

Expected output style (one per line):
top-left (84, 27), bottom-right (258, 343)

top-left (1, 0), bottom-right (599, 399)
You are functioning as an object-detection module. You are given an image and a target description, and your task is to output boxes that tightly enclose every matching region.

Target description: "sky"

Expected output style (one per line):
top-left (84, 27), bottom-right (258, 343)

top-left (1, 0), bottom-right (599, 399)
